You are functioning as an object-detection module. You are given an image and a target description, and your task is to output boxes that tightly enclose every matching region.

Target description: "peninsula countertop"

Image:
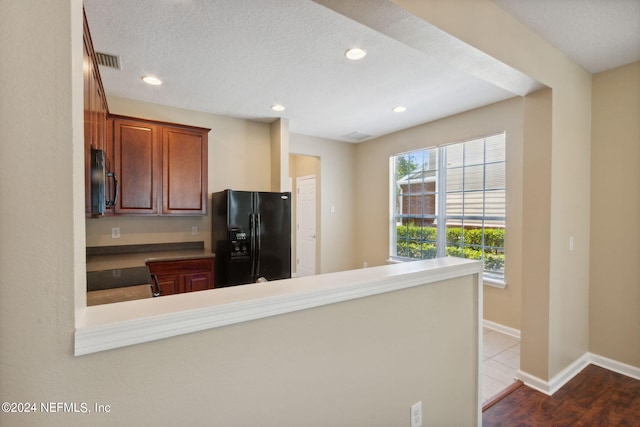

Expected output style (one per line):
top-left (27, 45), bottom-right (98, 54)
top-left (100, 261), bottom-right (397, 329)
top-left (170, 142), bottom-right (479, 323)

top-left (86, 242), bottom-right (214, 272)
top-left (87, 250), bottom-right (215, 272)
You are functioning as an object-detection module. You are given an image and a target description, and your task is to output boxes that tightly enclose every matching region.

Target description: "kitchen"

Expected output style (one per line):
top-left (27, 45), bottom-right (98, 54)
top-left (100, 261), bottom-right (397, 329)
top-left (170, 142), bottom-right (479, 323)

top-left (80, 0), bottom-right (392, 305)
top-left (82, 0), bottom-right (526, 306)
top-left (7, 0), bottom-right (634, 425)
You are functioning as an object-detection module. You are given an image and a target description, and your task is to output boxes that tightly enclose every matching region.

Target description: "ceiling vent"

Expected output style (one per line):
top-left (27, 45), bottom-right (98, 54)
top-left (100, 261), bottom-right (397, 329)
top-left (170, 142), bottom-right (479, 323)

top-left (343, 131), bottom-right (372, 141)
top-left (95, 52), bottom-right (121, 70)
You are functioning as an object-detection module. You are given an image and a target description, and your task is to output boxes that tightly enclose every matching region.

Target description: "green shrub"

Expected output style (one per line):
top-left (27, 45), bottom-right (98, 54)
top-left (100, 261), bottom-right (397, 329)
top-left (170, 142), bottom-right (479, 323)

top-left (396, 224), bottom-right (437, 242)
top-left (445, 227), bottom-right (504, 249)
top-left (396, 242), bottom-right (437, 259)
top-left (396, 224), bottom-right (505, 271)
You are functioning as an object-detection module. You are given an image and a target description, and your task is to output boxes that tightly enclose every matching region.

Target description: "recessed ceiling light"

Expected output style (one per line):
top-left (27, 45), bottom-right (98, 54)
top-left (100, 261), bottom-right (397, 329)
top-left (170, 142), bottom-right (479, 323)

top-left (392, 106), bottom-right (407, 113)
top-left (142, 76), bottom-right (162, 85)
top-left (271, 104), bottom-right (286, 112)
top-left (345, 48), bottom-right (367, 61)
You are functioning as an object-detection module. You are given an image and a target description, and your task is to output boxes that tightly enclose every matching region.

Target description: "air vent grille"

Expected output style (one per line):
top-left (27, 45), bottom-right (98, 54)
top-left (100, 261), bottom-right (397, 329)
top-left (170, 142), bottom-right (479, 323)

top-left (95, 52), bottom-right (121, 70)
top-left (342, 131), bottom-right (372, 141)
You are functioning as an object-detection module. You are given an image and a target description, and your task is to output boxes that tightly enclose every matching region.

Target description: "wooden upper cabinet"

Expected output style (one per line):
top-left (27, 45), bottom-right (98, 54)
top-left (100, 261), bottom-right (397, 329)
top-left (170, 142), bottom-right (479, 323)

top-left (83, 8), bottom-right (110, 217)
top-left (111, 115), bottom-right (209, 216)
top-left (162, 126), bottom-right (208, 215)
top-left (83, 10), bottom-right (108, 153)
top-left (113, 118), bottom-right (161, 215)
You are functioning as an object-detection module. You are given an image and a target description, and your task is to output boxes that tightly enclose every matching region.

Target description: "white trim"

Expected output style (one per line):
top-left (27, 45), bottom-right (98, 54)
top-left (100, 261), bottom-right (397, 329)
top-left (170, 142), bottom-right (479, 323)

top-left (476, 262), bottom-right (484, 427)
top-left (515, 370), bottom-right (551, 395)
top-left (75, 258), bottom-right (481, 356)
top-left (516, 352), bottom-right (640, 396)
top-left (482, 319), bottom-right (521, 339)
top-left (589, 353), bottom-right (640, 381)
top-left (482, 277), bottom-right (506, 289)
top-left (516, 353), bottom-right (590, 395)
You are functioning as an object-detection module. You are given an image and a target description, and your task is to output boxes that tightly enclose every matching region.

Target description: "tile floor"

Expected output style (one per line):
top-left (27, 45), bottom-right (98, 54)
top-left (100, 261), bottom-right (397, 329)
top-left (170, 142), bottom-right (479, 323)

top-left (482, 327), bottom-right (520, 403)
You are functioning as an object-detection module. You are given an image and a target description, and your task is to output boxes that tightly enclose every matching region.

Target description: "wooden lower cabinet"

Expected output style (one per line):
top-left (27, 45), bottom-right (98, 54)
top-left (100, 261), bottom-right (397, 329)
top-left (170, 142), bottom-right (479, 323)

top-left (185, 272), bottom-right (212, 293)
top-left (146, 257), bottom-right (214, 297)
top-left (155, 275), bottom-right (182, 296)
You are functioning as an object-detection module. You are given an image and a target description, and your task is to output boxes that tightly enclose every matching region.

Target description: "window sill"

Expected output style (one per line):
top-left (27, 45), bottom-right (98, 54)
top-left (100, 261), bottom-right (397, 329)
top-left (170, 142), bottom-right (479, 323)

top-left (482, 277), bottom-right (506, 289)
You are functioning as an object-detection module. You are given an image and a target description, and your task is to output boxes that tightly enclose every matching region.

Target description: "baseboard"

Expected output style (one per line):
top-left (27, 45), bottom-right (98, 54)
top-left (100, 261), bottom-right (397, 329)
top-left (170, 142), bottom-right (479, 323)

top-left (516, 352), bottom-right (640, 396)
top-left (589, 353), bottom-right (640, 380)
top-left (481, 321), bottom-right (640, 393)
top-left (482, 319), bottom-right (521, 339)
top-left (516, 353), bottom-right (590, 395)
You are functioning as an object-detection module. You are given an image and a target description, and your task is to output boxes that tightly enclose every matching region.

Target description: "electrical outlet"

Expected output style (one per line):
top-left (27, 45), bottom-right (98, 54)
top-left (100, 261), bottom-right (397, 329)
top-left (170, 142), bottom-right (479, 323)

top-left (111, 227), bottom-right (120, 238)
top-left (411, 401), bottom-right (422, 427)
top-left (191, 226), bottom-right (198, 235)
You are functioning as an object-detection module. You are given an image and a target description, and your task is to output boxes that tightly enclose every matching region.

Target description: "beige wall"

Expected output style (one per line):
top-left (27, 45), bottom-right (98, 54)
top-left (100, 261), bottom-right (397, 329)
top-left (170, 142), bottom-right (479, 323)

top-left (270, 118), bottom-right (290, 192)
top-left (520, 89), bottom-right (553, 379)
top-left (290, 134), bottom-right (358, 274)
top-left (355, 96), bottom-right (524, 330)
top-left (392, 0), bottom-right (593, 381)
top-left (589, 61), bottom-right (640, 367)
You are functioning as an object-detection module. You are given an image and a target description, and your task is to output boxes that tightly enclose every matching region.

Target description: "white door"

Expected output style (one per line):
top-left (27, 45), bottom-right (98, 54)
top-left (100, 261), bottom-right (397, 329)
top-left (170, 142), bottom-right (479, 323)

top-left (296, 175), bottom-right (316, 277)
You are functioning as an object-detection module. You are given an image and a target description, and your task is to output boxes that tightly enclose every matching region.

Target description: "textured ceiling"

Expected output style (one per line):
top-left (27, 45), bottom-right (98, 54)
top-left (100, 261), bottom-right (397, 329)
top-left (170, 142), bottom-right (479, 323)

top-left (494, 0), bottom-right (640, 74)
top-left (83, 0), bottom-right (636, 143)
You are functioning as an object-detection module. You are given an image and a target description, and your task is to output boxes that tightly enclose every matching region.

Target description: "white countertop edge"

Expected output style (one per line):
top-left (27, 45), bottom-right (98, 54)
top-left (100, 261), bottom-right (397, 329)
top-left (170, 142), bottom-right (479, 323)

top-left (75, 257), bottom-right (481, 356)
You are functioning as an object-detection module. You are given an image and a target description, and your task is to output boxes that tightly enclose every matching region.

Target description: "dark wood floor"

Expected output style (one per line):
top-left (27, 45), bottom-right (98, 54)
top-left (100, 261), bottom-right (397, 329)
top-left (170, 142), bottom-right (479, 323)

top-left (483, 364), bottom-right (640, 426)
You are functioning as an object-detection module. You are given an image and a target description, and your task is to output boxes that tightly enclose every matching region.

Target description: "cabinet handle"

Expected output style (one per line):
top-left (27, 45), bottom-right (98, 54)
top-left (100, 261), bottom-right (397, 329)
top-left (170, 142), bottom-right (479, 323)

top-left (106, 171), bottom-right (119, 207)
top-left (150, 274), bottom-right (162, 297)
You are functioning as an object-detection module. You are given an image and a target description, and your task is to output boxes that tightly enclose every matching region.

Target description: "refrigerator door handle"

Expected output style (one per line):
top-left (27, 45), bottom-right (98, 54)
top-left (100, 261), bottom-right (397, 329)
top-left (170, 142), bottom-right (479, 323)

top-left (255, 213), bottom-right (262, 278)
top-left (250, 213), bottom-right (257, 279)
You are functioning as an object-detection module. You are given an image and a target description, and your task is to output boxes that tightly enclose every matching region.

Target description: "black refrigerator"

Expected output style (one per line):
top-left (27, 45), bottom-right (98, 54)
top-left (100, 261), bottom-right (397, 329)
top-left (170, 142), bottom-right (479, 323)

top-left (211, 190), bottom-right (292, 287)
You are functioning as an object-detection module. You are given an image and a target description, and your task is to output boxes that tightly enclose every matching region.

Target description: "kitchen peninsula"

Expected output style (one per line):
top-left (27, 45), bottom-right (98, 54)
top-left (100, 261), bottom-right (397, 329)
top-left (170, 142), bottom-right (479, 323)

top-left (77, 257), bottom-right (482, 355)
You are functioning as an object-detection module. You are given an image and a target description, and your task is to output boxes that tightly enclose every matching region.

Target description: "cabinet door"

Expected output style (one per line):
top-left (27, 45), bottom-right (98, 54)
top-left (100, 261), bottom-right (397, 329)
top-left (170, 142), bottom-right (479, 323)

top-left (156, 275), bottom-right (181, 296)
top-left (83, 36), bottom-right (92, 216)
top-left (83, 11), bottom-right (109, 217)
top-left (113, 119), bottom-right (160, 214)
top-left (185, 272), bottom-right (213, 292)
top-left (162, 126), bottom-right (208, 215)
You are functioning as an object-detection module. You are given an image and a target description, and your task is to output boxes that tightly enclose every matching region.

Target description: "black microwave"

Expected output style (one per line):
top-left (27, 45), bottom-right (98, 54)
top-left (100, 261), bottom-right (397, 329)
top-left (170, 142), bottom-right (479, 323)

top-left (91, 148), bottom-right (118, 214)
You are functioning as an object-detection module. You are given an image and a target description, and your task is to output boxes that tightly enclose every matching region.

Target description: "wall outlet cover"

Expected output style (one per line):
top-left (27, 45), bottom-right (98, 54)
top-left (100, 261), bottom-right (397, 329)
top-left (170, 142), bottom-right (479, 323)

top-left (411, 401), bottom-right (422, 427)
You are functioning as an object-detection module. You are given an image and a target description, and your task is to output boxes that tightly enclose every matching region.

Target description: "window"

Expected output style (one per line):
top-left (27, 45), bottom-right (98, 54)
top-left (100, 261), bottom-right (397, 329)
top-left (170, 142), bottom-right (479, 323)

top-left (391, 133), bottom-right (506, 283)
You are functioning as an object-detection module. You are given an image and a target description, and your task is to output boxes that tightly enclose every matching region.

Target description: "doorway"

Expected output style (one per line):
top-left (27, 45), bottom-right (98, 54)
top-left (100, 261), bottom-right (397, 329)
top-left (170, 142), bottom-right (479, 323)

top-left (290, 154), bottom-right (319, 277)
top-left (296, 175), bottom-right (316, 277)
